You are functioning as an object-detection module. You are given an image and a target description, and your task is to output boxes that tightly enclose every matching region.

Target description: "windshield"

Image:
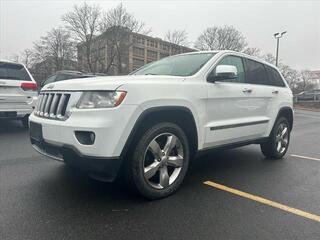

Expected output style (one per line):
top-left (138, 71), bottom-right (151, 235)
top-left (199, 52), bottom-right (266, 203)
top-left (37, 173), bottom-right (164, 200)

top-left (133, 53), bottom-right (216, 77)
top-left (0, 62), bottom-right (31, 81)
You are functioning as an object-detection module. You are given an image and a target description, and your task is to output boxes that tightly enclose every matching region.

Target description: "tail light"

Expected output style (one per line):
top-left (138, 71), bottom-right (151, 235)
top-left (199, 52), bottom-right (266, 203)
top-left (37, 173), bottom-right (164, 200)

top-left (21, 82), bottom-right (37, 91)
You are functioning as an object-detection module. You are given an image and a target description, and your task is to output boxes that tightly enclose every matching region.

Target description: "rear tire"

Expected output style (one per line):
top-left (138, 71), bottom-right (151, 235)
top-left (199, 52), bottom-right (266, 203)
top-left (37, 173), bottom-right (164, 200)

top-left (126, 122), bottom-right (190, 199)
top-left (260, 117), bottom-right (290, 159)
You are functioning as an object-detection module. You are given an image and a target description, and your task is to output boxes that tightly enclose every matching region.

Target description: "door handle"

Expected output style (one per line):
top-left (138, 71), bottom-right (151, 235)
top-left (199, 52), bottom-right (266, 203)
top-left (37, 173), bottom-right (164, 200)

top-left (242, 88), bottom-right (252, 93)
top-left (272, 90), bottom-right (279, 94)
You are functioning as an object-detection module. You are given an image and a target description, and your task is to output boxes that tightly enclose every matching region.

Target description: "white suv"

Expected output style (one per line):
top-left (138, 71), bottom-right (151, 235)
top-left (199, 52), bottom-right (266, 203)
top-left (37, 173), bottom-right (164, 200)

top-left (0, 60), bottom-right (38, 128)
top-left (29, 51), bottom-right (293, 199)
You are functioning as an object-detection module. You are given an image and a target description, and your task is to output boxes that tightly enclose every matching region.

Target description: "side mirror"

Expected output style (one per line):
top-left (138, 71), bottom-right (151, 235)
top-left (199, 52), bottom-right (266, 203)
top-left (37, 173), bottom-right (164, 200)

top-left (208, 65), bottom-right (238, 82)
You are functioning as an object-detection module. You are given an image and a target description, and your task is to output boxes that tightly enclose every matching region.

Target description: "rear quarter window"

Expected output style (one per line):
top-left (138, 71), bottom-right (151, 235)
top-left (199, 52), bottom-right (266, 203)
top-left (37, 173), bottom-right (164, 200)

top-left (0, 62), bottom-right (31, 81)
top-left (265, 65), bottom-right (286, 87)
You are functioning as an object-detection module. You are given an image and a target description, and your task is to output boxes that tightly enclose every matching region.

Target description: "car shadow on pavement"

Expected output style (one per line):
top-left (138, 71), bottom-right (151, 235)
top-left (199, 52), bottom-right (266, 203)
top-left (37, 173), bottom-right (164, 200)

top-left (34, 146), bottom-right (275, 209)
top-left (0, 119), bottom-right (26, 134)
top-left (37, 163), bottom-right (144, 207)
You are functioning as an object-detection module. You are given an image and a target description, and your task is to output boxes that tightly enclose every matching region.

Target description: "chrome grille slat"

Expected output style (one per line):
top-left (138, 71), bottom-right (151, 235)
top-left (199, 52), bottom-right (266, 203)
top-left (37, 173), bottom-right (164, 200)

top-left (35, 92), bottom-right (71, 121)
top-left (56, 94), bottom-right (67, 119)
top-left (35, 94), bottom-right (43, 115)
top-left (49, 94), bottom-right (60, 118)
top-left (40, 94), bottom-right (48, 116)
top-left (43, 94), bottom-right (52, 117)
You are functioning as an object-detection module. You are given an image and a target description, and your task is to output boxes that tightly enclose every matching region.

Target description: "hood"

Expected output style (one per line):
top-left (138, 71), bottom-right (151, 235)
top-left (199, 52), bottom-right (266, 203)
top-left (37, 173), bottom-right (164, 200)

top-left (41, 75), bottom-right (185, 91)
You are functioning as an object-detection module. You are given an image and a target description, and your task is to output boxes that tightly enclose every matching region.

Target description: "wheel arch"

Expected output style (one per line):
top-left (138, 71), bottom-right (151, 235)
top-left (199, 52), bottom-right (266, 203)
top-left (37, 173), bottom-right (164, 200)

top-left (120, 106), bottom-right (199, 159)
top-left (276, 106), bottom-right (294, 131)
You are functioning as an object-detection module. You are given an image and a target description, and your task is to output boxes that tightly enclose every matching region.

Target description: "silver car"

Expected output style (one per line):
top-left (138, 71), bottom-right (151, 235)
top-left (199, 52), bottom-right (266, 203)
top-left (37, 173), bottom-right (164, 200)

top-left (0, 60), bottom-right (38, 128)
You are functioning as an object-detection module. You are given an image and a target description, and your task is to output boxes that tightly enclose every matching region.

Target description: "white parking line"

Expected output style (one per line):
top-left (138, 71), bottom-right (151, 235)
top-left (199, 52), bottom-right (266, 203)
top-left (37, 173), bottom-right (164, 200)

top-left (290, 154), bottom-right (320, 162)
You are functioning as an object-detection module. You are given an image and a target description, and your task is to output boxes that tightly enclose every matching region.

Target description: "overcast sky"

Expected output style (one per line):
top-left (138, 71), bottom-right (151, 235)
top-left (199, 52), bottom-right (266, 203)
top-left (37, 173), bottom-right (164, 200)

top-left (0, 0), bottom-right (319, 70)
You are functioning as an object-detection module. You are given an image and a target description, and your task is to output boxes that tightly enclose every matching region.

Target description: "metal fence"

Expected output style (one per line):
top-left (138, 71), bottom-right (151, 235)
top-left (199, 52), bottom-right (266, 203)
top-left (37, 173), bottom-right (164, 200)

top-left (293, 95), bottom-right (320, 103)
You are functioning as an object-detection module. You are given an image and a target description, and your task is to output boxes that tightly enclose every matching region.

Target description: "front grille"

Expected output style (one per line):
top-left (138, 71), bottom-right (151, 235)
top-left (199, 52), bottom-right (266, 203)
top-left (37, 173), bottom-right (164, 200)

top-left (35, 92), bottom-right (71, 120)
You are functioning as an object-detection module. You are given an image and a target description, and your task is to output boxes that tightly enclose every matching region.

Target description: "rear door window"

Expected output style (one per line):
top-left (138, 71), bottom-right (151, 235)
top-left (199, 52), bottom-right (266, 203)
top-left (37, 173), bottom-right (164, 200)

top-left (245, 59), bottom-right (269, 85)
top-left (0, 62), bottom-right (31, 81)
top-left (265, 65), bottom-right (286, 87)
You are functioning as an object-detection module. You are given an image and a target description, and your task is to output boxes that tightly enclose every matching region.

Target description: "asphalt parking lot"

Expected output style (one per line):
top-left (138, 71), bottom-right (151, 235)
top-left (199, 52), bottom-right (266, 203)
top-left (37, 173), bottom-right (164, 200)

top-left (1, 109), bottom-right (319, 240)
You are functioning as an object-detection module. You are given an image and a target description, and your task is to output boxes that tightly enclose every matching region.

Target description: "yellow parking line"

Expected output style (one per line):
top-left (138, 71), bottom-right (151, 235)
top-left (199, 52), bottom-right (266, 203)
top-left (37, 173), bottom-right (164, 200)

top-left (290, 154), bottom-right (320, 162)
top-left (203, 181), bottom-right (320, 223)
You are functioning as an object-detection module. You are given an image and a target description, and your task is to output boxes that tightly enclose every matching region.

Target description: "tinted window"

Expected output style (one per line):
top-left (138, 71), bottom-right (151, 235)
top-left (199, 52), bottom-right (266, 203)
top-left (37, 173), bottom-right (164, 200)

top-left (0, 62), bottom-right (31, 81)
top-left (214, 55), bottom-right (245, 83)
top-left (133, 53), bottom-right (216, 77)
top-left (245, 59), bottom-right (269, 85)
top-left (265, 65), bottom-right (285, 87)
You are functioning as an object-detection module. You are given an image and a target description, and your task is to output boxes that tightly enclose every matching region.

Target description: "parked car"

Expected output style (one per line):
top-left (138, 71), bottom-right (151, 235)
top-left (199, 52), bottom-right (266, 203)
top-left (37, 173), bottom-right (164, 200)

top-left (296, 90), bottom-right (320, 101)
top-left (29, 50), bottom-right (293, 199)
top-left (0, 60), bottom-right (38, 128)
top-left (41, 70), bottom-right (105, 88)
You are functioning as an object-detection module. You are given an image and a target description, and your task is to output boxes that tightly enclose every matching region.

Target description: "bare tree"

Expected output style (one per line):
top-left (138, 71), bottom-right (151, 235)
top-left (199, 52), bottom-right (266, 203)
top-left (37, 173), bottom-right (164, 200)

top-left (33, 27), bottom-right (75, 71)
top-left (299, 70), bottom-right (317, 92)
top-left (165, 30), bottom-right (189, 46)
top-left (100, 3), bottom-right (147, 33)
top-left (31, 27), bottom-right (76, 81)
top-left (243, 47), bottom-right (261, 57)
top-left (62, 2), bottom-right (102, 72)
top-left (194, 25), bottom-right (247, 51)
top-left (99, 3), bottom-right (149, 74)
top-left (262, 53), bottom-right (276, 65)
top-left (20, 49), bottom-right (34, 68)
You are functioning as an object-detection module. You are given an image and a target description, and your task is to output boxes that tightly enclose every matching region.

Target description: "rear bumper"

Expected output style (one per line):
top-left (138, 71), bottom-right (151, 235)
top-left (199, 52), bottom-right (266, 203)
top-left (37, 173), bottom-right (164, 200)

top-left (0, 96), bottom-right (37, 118)
top-left (30, 138), bottom-right (123, 182)
top-left (0, 109), bottom-right (32, 118)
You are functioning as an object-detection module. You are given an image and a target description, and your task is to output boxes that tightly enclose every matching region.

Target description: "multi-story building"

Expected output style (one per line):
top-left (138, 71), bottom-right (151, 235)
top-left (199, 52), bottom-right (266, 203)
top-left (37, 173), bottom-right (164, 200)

top-left (77, 27), bottom-right (195, 75)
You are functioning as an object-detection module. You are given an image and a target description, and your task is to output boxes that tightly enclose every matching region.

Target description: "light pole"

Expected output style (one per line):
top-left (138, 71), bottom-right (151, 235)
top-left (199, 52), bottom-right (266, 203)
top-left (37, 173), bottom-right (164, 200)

top-left (274, 31), bottom-right (287, 66)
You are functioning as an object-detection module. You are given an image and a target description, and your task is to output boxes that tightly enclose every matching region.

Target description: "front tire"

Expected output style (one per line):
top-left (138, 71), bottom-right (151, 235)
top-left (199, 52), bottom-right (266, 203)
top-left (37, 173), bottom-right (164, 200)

top-left (260, 117), bottom-right (290, 159)
top-left (127, 122), bottom-right (190, 199)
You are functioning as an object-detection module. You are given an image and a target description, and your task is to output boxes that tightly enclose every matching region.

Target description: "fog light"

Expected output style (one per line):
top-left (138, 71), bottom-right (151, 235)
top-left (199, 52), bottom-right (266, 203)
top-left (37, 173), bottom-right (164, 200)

top-left (75, 131), bottom-right (95, 145)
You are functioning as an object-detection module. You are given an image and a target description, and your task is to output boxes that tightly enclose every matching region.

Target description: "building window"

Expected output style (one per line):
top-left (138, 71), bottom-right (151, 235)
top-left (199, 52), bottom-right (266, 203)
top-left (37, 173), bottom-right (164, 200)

top-left (133, 47), bottom-right (145, 57)
top-left (133, 58), bottom-right (145, 70)
top-left (147, 50), bottom-right (157, 59)
top-left (132, 35), bottom-right (145, 45)
top-left (172, 47), bottom-right (180, 54)
top-left (160, 43), bottom-right (169, 51)
top-left (147, 39), bottom-right (156, 48)
top-left (160, 53), bottom-right (169, 59)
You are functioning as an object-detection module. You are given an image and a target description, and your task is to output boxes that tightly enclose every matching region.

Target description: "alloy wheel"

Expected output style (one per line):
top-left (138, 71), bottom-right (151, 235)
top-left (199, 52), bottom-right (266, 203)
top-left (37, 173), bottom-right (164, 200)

top-left (275, 122), bottom-right (289, 154)
top-left (143, 133), bottom-right (184, 189)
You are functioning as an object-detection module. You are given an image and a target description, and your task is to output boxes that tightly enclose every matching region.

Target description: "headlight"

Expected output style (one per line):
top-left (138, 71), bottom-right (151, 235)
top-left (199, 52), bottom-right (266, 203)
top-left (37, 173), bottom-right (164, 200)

top-left (76, 91), bottom-right (127, 109)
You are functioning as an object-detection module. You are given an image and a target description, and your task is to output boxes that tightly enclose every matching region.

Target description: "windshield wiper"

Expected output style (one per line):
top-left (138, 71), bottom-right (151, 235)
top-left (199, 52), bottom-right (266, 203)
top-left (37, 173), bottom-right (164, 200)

top-left (144, 73), bottom-right (158, 75)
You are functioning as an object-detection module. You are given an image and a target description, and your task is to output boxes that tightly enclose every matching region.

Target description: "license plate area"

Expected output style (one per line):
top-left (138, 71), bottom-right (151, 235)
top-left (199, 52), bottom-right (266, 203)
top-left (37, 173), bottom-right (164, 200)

top-left (30, 122), bottom-right (43, 142)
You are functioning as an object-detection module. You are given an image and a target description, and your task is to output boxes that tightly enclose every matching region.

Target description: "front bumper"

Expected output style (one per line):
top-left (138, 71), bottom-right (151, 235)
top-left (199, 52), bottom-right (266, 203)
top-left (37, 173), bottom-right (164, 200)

top-left (31, 138), bottom-right (122, 181)
top-left (29, 103), bottom-right (141, 180)
top-left (29, 104), bottom-right (141, 158)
